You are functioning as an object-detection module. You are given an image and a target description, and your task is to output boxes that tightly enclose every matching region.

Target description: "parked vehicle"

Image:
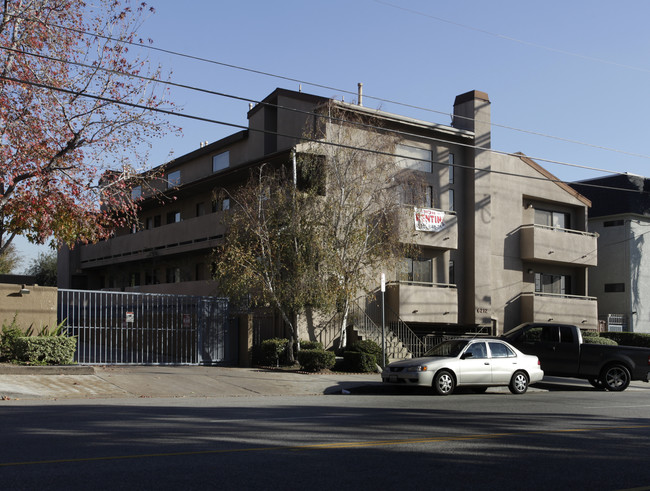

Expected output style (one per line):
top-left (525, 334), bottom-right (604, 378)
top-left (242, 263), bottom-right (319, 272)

top-left (381, 338), bottom-right (543, 395)
top-left (502, 323), bottom-right (650, 392)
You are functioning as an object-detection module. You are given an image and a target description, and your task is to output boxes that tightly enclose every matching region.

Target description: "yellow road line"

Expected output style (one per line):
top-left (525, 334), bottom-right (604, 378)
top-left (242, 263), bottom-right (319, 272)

top-left (2, 424), bottom-right (649, 468)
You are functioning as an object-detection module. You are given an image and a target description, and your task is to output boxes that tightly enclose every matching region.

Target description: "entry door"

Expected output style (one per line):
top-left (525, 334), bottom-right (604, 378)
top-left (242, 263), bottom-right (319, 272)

top-left (458, 341), bottom-right (492, 384)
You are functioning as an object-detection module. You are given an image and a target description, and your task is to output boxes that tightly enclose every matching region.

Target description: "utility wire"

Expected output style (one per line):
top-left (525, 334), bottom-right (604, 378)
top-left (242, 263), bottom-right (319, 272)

top-left (0, 44), bottom-right (637, 181)
top-left (4, 11), bottom-right (650, 163)
top-left (1, 72), bottom-right (647, 197)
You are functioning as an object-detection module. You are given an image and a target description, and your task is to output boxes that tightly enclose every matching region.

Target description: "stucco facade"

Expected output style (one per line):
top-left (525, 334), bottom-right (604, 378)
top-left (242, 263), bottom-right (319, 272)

top-left (59, 87), bottom-right (598, 349)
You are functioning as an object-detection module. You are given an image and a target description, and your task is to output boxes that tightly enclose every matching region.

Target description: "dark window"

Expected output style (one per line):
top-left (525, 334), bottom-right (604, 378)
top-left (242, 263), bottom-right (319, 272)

top-left (605, 283), bottom-right (625, 293)
top-left (166, 211), bottom-right (181, 224)
top-left (196, 202), bottom-right (206, 217)
top-left (604, 220), bottom-right (624, 227)
top-left (560, 326), bottom-right (575, 343)
top-left (399, 257), bottom-right (432, 283)
top-left (154, 215), bottom-right (161, 228)
top-left (535, 273), bottom-right (571, 295)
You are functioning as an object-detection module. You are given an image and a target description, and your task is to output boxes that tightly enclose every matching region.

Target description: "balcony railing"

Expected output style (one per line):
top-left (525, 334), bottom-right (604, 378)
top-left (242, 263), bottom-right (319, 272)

top-left (520, 291), bottom-right (598, 330)
top-left (520, 224), bottom-right (597, 266)
top-left (80, 213), bottom-right (225, 267)
top-left (385, 281), bottom-right (458, 324)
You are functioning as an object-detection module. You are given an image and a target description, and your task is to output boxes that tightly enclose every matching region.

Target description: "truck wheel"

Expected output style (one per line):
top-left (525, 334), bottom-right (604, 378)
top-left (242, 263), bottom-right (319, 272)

top-left (601, 364), bottom-right (631, 392)
top-left (509, 370), bottom-right (529, 394)
top-left (588, 378), bottom-right (605, 390)
top-left (433, 370), bottom-right (455, 396)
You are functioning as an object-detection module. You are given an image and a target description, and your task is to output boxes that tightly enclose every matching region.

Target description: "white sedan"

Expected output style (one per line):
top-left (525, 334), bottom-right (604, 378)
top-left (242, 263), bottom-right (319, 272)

top-left (381, 338), bottom-right (544, 395)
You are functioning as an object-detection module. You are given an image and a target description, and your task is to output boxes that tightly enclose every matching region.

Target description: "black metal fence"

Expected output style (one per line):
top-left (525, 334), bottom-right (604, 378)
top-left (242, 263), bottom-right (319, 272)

top-left (57, 289), bottom-right (233, 365)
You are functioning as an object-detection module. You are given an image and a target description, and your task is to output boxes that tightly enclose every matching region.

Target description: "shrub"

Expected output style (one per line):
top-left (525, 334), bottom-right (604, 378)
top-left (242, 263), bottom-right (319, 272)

top-left (13, 336), bottom-right (77, 365)
top-left (350, 339), bottom-right (383, 367)
top-left (601, 332), bottom-right (650, 348)
top-left (255, 338), bottom-right (289, 366)
top-left (0, 325), bottom-right (23, 362)
top-left (343, 351), bottom-right (377, 373)
top-left (300, 340), bottom-right (324, 351)
top-left (582, 335), bottom-right (618, 346)
top-left (297, 349), bottom-right (335, 372)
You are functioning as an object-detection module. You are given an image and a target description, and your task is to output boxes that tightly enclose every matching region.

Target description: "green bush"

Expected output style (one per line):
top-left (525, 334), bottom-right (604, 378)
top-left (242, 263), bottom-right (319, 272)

top-left (582, 335), bottom-right (618, 346)
top-left (13, 336), bottom-right (77, 365)
top-left (255, 338), bottom-right (289, 366)
top-left (343, 351), bottom-right (378, 373)
top-left (300, 340), bottom-right (324, 350)
top-left (297, 349), bottom-right (335, 372)
top-left (350, 339), bottom-right (383, 367)
top-left (0, 325), bottom-right (23, 362)
top-left (601, 332), bottom-right (650, 348)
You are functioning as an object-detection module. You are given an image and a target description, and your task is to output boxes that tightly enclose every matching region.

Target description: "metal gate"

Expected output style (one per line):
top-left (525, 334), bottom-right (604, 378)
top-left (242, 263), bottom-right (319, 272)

top-left (57, 289), bottom-right (233, 365)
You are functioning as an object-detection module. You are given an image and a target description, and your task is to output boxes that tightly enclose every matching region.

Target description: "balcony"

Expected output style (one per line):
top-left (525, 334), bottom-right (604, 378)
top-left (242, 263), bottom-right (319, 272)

top-left (520, 292), bottom-right (598, 330)
top-left (398, 206), bottom-right (458, 250)
top-left (385, 281), bottom-right (458, 324)
top-left (520, 224), bottom-right (597, 266)
top-left (79, 213), bottom-right (225, 268)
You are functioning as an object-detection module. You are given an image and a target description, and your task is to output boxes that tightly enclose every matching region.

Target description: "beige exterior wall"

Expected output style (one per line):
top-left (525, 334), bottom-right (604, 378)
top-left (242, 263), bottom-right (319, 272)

top-left (59, 87), bottom-right (599, 351)
top-left (0, 283), bottom-right (57, 333)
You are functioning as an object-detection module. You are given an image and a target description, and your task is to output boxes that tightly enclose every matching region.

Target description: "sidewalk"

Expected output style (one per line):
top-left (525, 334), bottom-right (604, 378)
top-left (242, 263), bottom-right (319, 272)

top-left (0, 364), bottom-right (382, 400)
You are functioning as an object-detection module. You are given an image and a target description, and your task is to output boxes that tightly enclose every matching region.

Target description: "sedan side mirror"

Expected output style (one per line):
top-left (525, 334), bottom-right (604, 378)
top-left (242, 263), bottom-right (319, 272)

top-left (461, 352), bottom-right (473, 360)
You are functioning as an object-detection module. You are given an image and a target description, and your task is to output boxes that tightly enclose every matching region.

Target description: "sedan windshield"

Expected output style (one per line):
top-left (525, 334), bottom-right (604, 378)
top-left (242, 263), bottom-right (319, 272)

top-left (424, 340), bottom-right (468, 357)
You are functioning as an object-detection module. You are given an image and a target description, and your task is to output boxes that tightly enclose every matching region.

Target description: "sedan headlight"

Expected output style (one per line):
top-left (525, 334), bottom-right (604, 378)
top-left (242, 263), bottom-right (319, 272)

top-left (406, 365), bottom-right (428, 372)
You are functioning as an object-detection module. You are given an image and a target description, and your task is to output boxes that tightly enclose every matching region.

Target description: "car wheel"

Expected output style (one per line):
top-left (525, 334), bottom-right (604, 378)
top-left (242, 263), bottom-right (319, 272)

top-left (601, 364), bottom-right (631, 392)
top-left (433, 370), bottom-right (455, 396)
top-left (509, 370), bottom-right (529, 394)
top-left (588, 377), bottom-right (606, 390)
top-left (472, 387), bottom-right (488, 394)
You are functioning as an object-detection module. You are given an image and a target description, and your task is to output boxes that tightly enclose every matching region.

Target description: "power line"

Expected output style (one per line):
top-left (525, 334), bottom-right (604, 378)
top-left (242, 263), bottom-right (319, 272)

top-left (5, 11), bottom-right (650, 164)
top-left (1, 72), bottom-right (647, 197)
top-left (0, 44), bottom-right (638, 181)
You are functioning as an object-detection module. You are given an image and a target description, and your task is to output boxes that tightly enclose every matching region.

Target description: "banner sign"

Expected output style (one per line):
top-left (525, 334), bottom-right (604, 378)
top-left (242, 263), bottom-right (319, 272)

top-left (414, 207), bottom-right (446, 232)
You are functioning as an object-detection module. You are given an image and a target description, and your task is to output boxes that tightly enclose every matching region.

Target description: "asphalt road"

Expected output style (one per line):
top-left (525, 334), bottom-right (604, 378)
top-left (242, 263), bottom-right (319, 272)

top-left (2, 381), bottom-right (650, 490)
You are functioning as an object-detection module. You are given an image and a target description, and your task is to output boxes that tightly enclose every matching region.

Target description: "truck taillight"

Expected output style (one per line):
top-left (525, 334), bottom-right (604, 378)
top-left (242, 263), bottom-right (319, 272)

top-left (647, 355), bottom-right (650, 366)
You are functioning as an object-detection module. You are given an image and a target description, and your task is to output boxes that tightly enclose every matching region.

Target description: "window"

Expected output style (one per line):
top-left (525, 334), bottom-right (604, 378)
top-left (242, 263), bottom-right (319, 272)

top-left (535, 273), bottom-right (571, 295)
top-left (166, 267), bottom-right (181, 284)
top-left (489, 342), bottom-right (515, 358)
top-left (448, 189), bottom-right (455, 211)
top-left (196, 202), bottom-right (206, 217)
top-left (154, 215), bottom-right (161, 228)
top-left (425, 186), bottom-right (433, 208)
top-left (604, 220), bottom-right (624, 227)
top-left (449, 260), bottom-right (455, 285)
top-left (399, 257), bottom-right (432, 283)
top-left (131, 186), bottom-right (142, 199)
top-left (465, 342), bottom-right (487, 359)
top-left (166, 211), bottom-right (181, 224)
top-left (448, 153), bottom-right (455, 183)
top-left (145, 217), bottom-right (154, 230)
top-left (212, 151), bottom-right (230, 172)
top-left (535, 209), bottom-right (570, 229)
top-left (167, 170), bottom-right (181, 188)
top-left (396, 144), bottom-right (432, 173)
top-left (605, 283), bottom-right (625, 293)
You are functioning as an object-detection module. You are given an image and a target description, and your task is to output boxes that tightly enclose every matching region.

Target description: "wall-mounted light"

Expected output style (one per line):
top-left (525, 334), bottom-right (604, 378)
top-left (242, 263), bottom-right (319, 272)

top-left (412, 310), bottom-right (419, 314)
top-left (19, 285), bottom-right (30, 295)
top-left (581, 320), bottom-right (587, 324)
top-left (548, 318), bottom-right (554, 322)
top-left (527, 268), bottom-right (534, 275)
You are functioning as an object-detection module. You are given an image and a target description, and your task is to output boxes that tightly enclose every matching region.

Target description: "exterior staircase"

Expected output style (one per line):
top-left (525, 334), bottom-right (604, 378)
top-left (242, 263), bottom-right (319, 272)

top-left (348, 297), bottom-right (425, 362)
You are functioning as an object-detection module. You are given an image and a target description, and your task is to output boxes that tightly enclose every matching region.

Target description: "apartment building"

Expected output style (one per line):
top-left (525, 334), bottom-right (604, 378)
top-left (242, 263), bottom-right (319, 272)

top-left (571, 174), bottom-right (650, 333)
top-left (58, 87), bottom-right (598, 348)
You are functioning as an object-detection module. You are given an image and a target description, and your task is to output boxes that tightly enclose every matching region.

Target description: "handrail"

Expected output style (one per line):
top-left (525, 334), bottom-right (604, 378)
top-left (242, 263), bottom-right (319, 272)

top-left (520, 223), bottom-right (598, 238)
top-left (521, 291), bottom-right (597, 301)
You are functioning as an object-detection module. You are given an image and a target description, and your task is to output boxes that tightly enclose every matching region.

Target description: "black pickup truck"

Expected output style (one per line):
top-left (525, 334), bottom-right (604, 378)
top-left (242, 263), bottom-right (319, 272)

top-left (502, 323), bottom-right (650, 391)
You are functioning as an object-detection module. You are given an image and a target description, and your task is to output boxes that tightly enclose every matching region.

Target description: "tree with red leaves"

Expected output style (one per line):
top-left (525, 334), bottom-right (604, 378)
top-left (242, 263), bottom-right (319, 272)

top-left (0, 0), bottom-right (176, 256)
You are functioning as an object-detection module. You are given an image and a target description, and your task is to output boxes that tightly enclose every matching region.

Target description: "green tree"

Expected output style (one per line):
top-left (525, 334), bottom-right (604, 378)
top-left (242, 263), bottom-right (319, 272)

top-left (212, 166), bottom-right (327, 363)
top-left (25, 250), bottom-right (57, 286)
top-left (0, 242), bottom-right (20, 273)
top-left (298, 102), bottom-right (421, 347)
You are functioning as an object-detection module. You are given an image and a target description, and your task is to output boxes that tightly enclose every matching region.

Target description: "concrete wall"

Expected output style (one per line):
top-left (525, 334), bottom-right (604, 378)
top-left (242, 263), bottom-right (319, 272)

top-left (0, 283), bottom-right (57, 333)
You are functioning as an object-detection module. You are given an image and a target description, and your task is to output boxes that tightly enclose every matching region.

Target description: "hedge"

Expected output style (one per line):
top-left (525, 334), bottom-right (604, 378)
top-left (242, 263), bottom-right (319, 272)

top-left (600, 332), bottom-right (650, 348)
top-left (343, 351), bottom-right (377, 373)
top-left (350, 339), bottom-right (384, 367)
top-left (254, 338), bottom-right (290, 366)
top-left (297, 349), bottom-right (335, 372)
top-left (13, 337), bottom-right (77, 365)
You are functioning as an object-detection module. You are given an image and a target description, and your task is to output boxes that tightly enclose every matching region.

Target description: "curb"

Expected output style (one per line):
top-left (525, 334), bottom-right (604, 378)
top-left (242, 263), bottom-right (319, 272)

top-left (0, 364), bottom-right (95, 375)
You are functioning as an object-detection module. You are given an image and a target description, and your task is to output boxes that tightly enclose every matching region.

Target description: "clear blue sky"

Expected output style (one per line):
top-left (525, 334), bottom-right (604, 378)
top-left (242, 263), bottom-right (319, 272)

top-left (14, 0), bottom-right (650, 271)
